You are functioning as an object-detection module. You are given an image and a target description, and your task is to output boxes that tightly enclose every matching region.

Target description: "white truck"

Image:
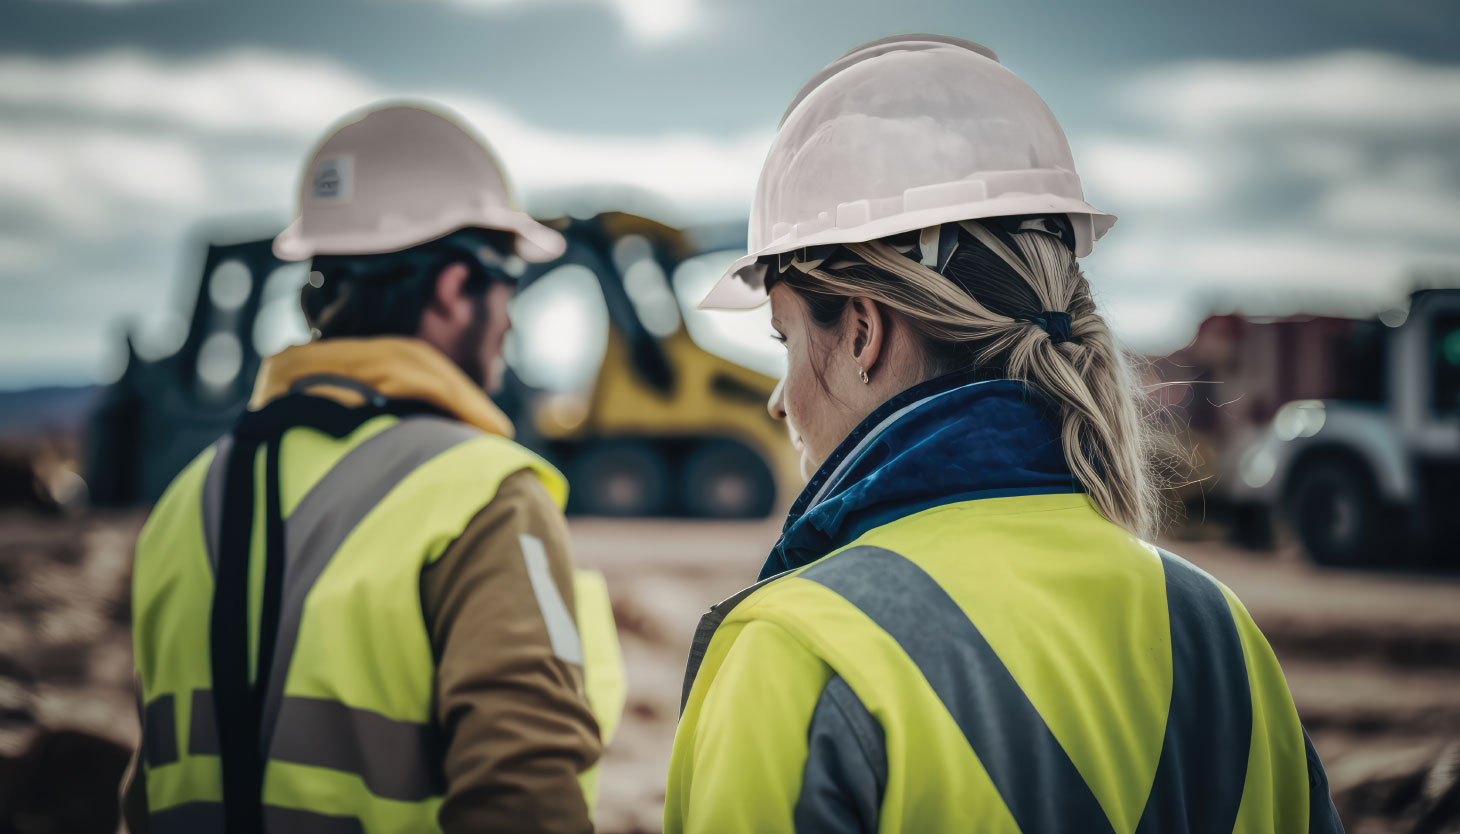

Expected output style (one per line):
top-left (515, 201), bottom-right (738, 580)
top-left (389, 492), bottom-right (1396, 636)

top-left (1219, 289), bottom-right (1460, 566)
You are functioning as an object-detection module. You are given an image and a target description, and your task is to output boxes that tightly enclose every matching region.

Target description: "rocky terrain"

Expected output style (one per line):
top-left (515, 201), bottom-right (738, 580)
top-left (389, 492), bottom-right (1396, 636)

top-left (2, 512), bottom-right (1457, 833)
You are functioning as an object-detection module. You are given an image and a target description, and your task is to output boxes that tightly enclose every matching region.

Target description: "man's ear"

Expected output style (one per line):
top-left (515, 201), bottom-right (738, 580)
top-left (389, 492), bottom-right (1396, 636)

top-left (847, 296), bottom-right (886, 375)
top-left (426, 262), bottom-right (473, 325)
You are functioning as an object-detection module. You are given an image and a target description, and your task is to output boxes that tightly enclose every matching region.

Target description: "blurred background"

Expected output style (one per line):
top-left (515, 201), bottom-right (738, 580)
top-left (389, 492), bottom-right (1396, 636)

top-left (2, 0), bottom-right (1459, 831)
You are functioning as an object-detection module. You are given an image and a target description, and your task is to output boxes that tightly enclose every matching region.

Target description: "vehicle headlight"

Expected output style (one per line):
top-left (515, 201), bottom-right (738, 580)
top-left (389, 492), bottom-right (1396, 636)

top-left (1273, 400), bottom-right (1326, 441)
top-left (1240, 445), bottom-right (1278, 489)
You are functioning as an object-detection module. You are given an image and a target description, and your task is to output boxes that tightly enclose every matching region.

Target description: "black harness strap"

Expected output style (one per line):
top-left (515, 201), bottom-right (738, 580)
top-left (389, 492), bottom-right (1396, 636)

top-left (209, 393), bottom-right (451, 832)
top-left (211, 425), bottom-right (265, 833)
top-left (254, 437), bottom-right (286, 717)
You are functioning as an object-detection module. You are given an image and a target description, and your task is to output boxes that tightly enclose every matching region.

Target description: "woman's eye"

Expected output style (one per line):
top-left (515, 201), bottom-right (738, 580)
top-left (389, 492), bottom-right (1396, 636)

top-left (771, 332), bottom-right (787, 345)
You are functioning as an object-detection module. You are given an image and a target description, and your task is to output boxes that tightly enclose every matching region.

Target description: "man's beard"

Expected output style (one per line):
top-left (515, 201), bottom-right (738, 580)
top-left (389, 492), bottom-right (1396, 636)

top-left (453, 295), bottom-right (490, 390)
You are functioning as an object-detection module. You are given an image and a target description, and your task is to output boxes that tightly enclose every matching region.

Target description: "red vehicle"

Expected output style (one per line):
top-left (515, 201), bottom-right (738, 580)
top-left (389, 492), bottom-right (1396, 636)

top-left (1158, 291), bottom-right (1460, 566)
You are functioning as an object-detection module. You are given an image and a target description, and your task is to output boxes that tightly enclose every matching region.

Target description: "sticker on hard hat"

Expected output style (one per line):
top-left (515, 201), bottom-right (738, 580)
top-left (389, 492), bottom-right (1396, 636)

top-left (311, 156), bottom-right (354, 203)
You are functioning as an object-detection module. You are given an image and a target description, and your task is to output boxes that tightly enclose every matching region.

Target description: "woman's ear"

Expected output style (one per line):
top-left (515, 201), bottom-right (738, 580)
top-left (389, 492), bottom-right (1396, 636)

top-left (847, 296), bottom-right (886, 376)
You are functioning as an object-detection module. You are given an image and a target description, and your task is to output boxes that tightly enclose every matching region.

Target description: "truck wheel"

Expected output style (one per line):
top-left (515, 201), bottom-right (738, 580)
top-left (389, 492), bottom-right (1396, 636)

top-left (568, 440), bottom-right (671, 517)
top-left (679, 440), bottom-right (776, 519)
top-left (1287, 457), bottom-right (1380, 567)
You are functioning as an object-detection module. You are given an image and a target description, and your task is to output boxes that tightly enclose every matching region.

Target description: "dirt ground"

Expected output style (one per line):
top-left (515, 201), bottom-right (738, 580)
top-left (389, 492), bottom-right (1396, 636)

top-left (2, 511), bottom-right (1458, 832)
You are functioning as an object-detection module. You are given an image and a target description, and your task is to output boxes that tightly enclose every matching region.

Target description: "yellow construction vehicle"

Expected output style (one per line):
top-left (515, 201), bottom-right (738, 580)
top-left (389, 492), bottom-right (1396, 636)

top-left (87, 212), bottom-right (800, 518)
top-left (504, 212), bottom-right (799, 518)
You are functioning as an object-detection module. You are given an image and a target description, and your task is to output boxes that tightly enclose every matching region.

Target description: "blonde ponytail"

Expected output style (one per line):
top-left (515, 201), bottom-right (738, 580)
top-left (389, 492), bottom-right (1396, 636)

top-left (784, 223), bottom-right (1173, 539)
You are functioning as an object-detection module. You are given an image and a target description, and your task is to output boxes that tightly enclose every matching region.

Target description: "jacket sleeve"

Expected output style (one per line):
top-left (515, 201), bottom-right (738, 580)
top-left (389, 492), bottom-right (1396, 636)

top-left (420, 468), bottom-right (602, 834)
top-left (1304, 729), bottom-right (1346, 833)
top-left (666, 619), bottom-right (886, 834)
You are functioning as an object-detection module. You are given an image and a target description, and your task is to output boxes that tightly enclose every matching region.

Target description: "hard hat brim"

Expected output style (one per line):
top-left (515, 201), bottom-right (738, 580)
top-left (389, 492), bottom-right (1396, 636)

top-left (699, 196), bottom-right (1116, 310)
top-left (272, 207), bottom-right (566, 264)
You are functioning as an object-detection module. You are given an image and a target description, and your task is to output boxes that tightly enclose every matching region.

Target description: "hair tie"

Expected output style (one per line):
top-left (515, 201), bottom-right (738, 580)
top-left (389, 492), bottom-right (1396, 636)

top-left (1017, 310), bottom-right (1073, 343)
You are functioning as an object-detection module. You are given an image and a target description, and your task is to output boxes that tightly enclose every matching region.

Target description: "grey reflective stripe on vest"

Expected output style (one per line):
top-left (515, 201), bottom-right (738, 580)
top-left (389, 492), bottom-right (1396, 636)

top-left (151, 801), bottom-right (225, 833)
top-left (1133, 550), bottom-right (1252, 834)
top-left (680, 571), bottom-right (787, 715)
top-left (794, 675), bottom-right (885, 834)
top-left (257, 415), bottom-right (480, 754)
top-left (271, 696), bottom-right (444, 802)
top-left (143, 693), bottom-right (179, 767)
top-left (201, 434), bottom-right (233, 575)
top-left (801, 546), bottom-right (1117, 834)
top-left (265, 806), bottom-right (368, 834)
top-left (189, 688), bottom-right (442, 801)
top-left (189, 688), bottom-right (218, 755)
top-left (195, 414), bottom-right (482, 799)
top-left (152, 801), bottom-right (366, 834)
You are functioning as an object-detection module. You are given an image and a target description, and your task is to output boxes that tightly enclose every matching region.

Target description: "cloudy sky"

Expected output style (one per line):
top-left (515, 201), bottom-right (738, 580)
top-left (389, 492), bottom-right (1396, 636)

top-left (1, 0), bottom-right (1458, 388)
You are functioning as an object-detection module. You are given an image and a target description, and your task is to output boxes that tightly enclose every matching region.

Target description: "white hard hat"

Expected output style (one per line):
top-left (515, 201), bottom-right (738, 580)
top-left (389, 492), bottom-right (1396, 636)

top-left (273, 102), bottom-right (565, 263)
top-left (701, 34), bottom-right (1115, 310)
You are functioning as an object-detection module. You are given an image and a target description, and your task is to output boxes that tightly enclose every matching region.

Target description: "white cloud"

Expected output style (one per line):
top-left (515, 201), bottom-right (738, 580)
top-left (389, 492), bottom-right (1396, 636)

top-left (455, 105), bottom-right (768, 211)
top-left (1079, 48), bottom-right (1460, 353)
top-left (1077, 138), bottom-right (1214, 207)
top-left (5, 45), bottom-right (1458, 387)
top-left (0, 236), bottom-right (56, 273)
top-left (415, 0), bottom-right (700, 39)
top-left (1083, 230), bottom-right (1460, 356)
top-left (1318, 182), bottom-right (1460, 239)
top-left (0, 123), bottom-right (215, 234)
top-left (0, 49), bottom-right (766, 220)
top-left (615, 0), bottom-right (696, 39)
top-left (1092, 233), bottom-right (1459, 302)
top-left (0, 48), bottom-right (765, 386)
top-left (24, 0), bottom-right (172, 5)
top-left (27, 0), bottom-right (699, 36)
top-left (1095, 292), bottom-right (1203, 356)
top-left (1121, 50), bottom-right (1460, 134)
top-left (1185, 237), bottom-right (1424, 292)
top-left (1262, 136), bottom-right (1367, 181)
top-left (0, 50), bottom-right (382, 136)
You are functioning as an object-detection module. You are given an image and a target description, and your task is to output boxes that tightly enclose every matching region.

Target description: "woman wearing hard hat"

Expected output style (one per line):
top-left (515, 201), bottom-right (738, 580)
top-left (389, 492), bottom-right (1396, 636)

top-left (667, 36), bottom-right (1343, 833)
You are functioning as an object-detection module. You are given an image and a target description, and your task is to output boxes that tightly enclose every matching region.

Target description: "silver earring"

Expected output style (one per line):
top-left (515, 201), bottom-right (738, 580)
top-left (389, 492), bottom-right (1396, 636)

top-left (859, 368), bottom-right (870, 385)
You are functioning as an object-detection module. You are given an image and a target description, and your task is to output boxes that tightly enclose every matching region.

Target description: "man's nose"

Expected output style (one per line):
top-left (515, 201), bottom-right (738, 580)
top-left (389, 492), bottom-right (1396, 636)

top-left (767, 377), bottom-right (787, 421)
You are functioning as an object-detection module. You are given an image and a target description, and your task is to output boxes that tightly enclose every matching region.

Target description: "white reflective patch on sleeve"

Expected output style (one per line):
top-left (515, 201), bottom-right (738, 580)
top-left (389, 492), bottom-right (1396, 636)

top-left (519, 534), bottom-right (584, 665)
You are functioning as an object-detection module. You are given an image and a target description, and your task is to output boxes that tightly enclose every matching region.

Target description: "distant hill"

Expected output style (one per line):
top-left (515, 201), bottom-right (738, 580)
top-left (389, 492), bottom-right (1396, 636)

top-left (0, 385), bottom-right (100, 438)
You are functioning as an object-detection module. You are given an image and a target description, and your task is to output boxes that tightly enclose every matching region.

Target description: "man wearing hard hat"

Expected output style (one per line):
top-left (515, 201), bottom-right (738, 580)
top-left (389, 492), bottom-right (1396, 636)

top-left (121, 103), bottom-right (624, 833)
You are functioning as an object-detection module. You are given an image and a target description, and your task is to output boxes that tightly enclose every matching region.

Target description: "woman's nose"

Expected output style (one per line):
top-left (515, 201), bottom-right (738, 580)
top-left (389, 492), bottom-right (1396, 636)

top-left (767, 377), bottom-right (787, 421)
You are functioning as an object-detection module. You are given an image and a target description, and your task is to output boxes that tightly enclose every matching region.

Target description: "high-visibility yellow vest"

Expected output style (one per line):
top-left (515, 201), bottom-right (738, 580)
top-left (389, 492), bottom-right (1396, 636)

top-left (132, 400), bottom-right (623, 833)
top-left (669, 493), bottom-right (1341, 832)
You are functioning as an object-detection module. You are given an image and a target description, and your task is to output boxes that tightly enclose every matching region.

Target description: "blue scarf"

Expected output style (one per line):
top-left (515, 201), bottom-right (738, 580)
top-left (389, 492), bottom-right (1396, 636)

top-left (761, 371), bottom-right (1079, 580)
